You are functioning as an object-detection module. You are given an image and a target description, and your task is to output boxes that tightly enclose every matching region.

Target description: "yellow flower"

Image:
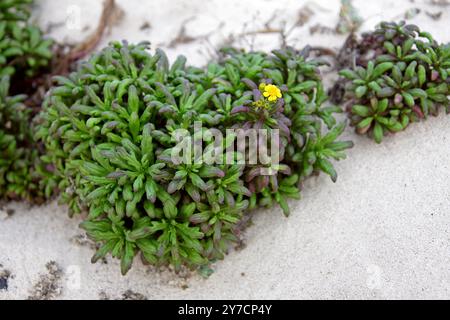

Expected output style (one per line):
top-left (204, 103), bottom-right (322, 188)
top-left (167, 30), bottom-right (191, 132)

top-left (262, 84), bottom-right (282, 102)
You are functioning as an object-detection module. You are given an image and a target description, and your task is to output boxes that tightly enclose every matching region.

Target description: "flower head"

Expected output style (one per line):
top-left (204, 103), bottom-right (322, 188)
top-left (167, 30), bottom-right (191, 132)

top-left (262, 84), bottom-right (282, 102)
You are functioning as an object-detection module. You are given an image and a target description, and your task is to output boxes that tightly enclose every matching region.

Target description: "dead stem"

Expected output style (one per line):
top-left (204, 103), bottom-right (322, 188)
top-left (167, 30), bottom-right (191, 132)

top-left (23, 0), bottom-right (122, 113)
top-left (54, 0), bottom-right (123, 75)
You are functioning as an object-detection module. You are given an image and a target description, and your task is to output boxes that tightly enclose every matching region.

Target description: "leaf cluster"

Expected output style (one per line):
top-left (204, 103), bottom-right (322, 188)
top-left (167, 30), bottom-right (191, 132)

top-left (36, 41), bottom-right (352, 274)
top-left (0, 0), bottom-right (53, 78)
top-left (340, 21), bottom-right (450, 143)
top-left (0, 0), bottom-right (52, 201)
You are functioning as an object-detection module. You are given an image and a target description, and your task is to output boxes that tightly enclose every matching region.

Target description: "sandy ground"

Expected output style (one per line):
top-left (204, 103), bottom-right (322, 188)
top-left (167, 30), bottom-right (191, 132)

top-left (1, 0), bottom-right (449, 299)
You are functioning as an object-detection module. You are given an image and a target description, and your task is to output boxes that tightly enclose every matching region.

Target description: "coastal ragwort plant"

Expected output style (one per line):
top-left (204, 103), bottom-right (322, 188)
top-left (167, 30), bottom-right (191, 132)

top-left (0, 0), bottom-right (53, 78)
top-left (195, 46), bottom-right (353, 215)
top-left (35, 41), bottom-right (352, 274)
top-left (0, 0), bottom-right (52, 200)
top-left (339, 21), bottom-right (450, 143)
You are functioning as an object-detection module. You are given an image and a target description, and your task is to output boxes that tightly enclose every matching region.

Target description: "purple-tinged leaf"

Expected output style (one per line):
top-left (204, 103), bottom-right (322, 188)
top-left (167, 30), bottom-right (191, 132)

top-left (230, 106), bottom-right (250, 114)
top-left (242, 78), bottom-right (257, 89)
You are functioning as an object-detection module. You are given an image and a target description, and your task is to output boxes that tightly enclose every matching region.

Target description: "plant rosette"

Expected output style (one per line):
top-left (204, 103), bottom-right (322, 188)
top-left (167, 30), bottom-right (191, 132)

top-left (339, 21), bottom-right (449, 143)
top-left (36, 41), bottom-right (352, 274)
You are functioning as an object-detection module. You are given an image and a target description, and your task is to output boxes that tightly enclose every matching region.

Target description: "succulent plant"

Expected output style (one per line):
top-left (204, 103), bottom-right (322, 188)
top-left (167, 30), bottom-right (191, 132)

top-left (0, 0), bottom-right (52, 201)
top-left (0, 0), bottom-right (32, 19)
top-left (0, 0), bottom-right (53, 78)
top-left (0, 75), bottom-right (42, 200)
top-left (36, 41), bottom-right (352, 274)
top-left (204, 47), bottom-right (353, 215)
top-left (339, 21), bottom-right (450, 143)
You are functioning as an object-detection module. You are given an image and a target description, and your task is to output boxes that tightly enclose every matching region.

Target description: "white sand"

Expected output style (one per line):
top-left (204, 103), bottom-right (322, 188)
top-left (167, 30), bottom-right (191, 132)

top-left (0, 0), bottom-right (449, 299)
